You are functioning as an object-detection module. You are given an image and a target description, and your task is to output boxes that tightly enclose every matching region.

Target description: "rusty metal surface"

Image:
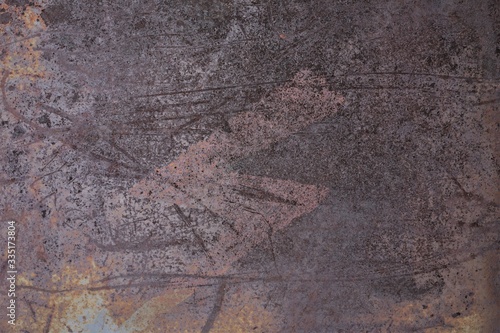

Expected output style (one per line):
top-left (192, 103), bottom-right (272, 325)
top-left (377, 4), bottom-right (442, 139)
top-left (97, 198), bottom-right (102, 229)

top-left (0, 0), bottom-right (499, 332)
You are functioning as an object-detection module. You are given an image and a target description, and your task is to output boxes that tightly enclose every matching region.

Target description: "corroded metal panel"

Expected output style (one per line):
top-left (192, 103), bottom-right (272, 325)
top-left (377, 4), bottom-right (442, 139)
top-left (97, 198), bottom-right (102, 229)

top-left (0, 0), bottom-right (499, 332)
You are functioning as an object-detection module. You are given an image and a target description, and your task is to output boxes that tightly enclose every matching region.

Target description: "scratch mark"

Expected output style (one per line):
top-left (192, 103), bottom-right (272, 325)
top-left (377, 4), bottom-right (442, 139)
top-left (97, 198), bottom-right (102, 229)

top-left (173, 203), bottom-right (214, 263)
top-left (201, 281), bottom-right (226, 333)
top-left (24, 299), bottom-right (37, 321)
top-left (475, 97), bottom-right (500, 105)
top-left (43, 307), bottom-right (54, 333)
top-left (0, 33), bottom-right (41, 49)
top-left (342, 71), bottom-right (499, 82)
top-left (134, 80), bottom-right (287, 98)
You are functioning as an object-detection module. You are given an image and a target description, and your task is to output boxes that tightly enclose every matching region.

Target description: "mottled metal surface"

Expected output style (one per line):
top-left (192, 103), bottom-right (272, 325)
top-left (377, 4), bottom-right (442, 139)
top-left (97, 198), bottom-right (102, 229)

top-left (0, 0), bottom-right (499, 332)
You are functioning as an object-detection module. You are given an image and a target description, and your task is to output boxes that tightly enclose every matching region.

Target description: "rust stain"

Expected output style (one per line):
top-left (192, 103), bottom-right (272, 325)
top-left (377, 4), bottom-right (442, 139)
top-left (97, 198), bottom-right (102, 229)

top-left (0, 2), bottom-right (47, 79)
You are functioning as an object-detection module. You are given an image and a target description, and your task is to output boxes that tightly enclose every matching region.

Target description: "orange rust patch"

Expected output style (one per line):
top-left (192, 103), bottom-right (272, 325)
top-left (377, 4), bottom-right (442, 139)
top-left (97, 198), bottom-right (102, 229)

top-left (0, 3), bottom-right (47, 79)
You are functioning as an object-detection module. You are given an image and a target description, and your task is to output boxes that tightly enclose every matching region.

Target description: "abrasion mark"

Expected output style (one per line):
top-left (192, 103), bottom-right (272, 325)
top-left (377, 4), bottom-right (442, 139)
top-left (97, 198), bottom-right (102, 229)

top-left (1, 72), bottom-right (146, 173)
top-left (88, 235), bottom-right (188, 252)
top-left (201, 281), bottom-right (226, 333)
top-left (23, 299), bottom-right (37, 321)
top-left (16, 243), bottom-right (498, 294)
top-left (233, 185), bottom-right (298, 206)
top-left (43, 307), bottom-right (54, 333)
top-left (173, 203), bottom-right (214, 263)
top-left (134, 79), bottom-right (288, 98)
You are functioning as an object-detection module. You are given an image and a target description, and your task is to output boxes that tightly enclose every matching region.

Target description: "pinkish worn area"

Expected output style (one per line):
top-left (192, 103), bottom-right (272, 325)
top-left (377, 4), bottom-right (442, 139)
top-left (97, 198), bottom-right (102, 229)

top-left (131, 71), bottom-right (340, 275)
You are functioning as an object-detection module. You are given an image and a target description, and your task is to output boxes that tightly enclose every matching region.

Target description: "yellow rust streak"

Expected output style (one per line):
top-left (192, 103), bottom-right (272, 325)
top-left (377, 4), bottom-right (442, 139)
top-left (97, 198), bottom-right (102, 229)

top-left (1, 3), bottom-right (47, 79)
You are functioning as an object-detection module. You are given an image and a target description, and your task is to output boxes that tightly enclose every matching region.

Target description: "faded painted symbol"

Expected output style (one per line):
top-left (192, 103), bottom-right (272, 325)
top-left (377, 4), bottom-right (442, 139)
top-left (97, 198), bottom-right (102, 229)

top-left (130, 70), bottom-right (344, 275)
